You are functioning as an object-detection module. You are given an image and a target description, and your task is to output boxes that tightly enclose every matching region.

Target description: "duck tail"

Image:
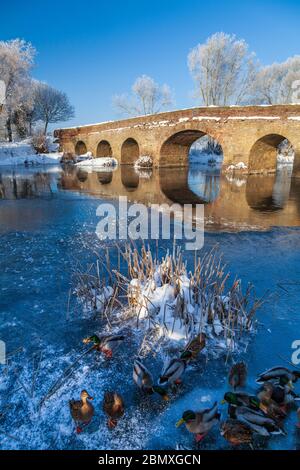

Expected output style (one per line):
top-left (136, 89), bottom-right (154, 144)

top-left (159, 376), bottom-right (168, 384)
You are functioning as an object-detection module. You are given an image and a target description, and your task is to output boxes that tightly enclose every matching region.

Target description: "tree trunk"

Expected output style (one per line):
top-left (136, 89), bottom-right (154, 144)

top-left (44, 120), bottom-right (48, 135)
top-left (6, 117), bottom-right (13, 142)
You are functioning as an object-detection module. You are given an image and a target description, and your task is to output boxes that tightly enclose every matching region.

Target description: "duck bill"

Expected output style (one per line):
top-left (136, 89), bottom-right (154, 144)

top-left (288, 380), bottom-right (294, 389)
top-left (220, 399), bottom-right (226, 405)
top-left (176, 418), bottom-right (185, 428)
top-left (162, 395), bottom-right (170, 401)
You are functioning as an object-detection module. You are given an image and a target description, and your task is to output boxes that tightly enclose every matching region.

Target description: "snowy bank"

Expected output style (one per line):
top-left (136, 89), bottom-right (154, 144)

top-left (0, 140), bottom-right (62, 166)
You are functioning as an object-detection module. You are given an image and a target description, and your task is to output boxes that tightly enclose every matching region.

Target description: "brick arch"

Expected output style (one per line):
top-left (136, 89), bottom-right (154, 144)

top-left (159, 129), bottom-right (223, 167)
top-left (75, 140), bottom-right (87, 155)
top-left (248, 134), bottom-right (294, 174)
top-left (121, 137), bottom-right (140, 164)
top-left (96, 140), bottom-right (113, 157)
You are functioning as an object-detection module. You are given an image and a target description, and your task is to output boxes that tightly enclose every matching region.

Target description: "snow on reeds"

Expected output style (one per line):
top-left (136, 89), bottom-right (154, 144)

top-left (72, 243), bottom-right (264, 357)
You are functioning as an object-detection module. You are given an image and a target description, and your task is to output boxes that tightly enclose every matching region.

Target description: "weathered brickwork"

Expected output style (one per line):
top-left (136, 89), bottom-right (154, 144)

top-left (55, 105), bottom-right (300, 175)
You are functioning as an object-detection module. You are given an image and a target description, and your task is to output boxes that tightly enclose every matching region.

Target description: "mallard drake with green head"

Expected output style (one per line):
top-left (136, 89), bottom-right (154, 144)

top-left (133, 360), bottom-right (169, 400)
top-left (221, 391), bottom-right (260, 411)
top-left (159, 353), bottom-right (192, 386)
top-left (69, 390), bottom-right (94, 433)
top-left (220, 419), bottom-right (253, 446)
top-left (229, 405), bottom-right (286, 437)
top-left (176, 402), bottom-right (220, 442)
top-left (103, 391), bottom-right (125, 428)
top-left (228, 362), bottom-right (247, 390)
top-left (83, 334), bottom-right (124, 358)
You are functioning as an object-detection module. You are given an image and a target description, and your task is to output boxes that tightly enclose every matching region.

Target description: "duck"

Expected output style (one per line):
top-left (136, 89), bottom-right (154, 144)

top-left (228, 362), bottom-right (247, 389)
top-left (229, 405), bottom-right (285, 437)
top-left (181, 333), bottom-right (206, 360)
top-left (221, 391), bottom-right (260, 411)
top-left (257, 383), bottom-right (288, 420)
top-left (69, 390), bottom-right (94, 433)
top-left (159, 353), bottom-right (192, 387)
top-left (83, 334), bottom-right (124, 358)
top-left (103, 391), bottom-right (125, 428)
top-left (176, 402), bottom-right (220, 442)
top-left (220, 419), bottom-right (253, 446)
top-left (258, 381), bottom-right (299, 407)
top-left (256, 366), bottom-right (300, 386)
top-left (133, 360), bottom-right (169, 400)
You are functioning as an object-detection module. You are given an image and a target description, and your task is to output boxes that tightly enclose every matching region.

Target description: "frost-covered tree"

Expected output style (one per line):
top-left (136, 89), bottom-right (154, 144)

top-left (188, 32), bottom-right (257, 106)
top-left (113, 75), bottom-right (173, 116)
top-left (33, 82), bottom-right (75, 134)
top-left (12, 79), bottom-right (39, 137)
top-left (0, 39), bottom-right (35, 141)
top-left (250, 56), bottom-right (300, 104)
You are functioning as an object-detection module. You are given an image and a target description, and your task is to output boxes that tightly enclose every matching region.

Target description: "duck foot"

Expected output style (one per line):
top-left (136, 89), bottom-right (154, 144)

top-left (103, 350), bottom-right (113, 359)
top-left (195, 433), bottom-right (207, 443)
top-left (174, 379), bottom-right (182, 385)
top-left (76, 426), bottom-right (83, 434)
top-left (107, 418), bottom-right (117, 429)
top-left (280, 404), bottom-right (287, 413)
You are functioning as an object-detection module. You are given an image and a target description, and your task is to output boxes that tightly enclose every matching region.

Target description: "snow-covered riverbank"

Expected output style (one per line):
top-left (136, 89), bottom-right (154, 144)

top-left (0, 140), bottom-right (62, 166)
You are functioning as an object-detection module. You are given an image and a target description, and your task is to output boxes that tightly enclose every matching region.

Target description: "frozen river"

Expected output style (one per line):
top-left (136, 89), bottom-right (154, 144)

top-left (0, 164), bottom-right (300, 449)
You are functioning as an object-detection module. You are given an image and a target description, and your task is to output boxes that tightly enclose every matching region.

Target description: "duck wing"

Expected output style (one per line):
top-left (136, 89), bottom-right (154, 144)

top-left (236, 406), bottom-right (284, 436)
top-left (201, 401), bottom-right (219, 423)
top-left (69, 399), bottom-right (82, 421)
top-left (159, 359), bottom-right (185, 383)
top-left (102, 335), bottom-right (125, 348)
top-left (133, 360), bottom-right (153, 389)
top-left (256, 366), bottom-right (291, 383)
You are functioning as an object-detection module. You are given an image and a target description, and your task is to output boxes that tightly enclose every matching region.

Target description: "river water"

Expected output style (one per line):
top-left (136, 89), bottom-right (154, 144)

top-left (0, 163), bottom-right (300, 450)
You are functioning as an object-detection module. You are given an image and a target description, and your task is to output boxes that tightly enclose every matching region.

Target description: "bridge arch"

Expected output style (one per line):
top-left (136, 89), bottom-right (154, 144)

top-left (121, 138), bottom-right (140, 164)
top-left (159, 129), bottom-right (223, 167)
top-left (96, 140), bottom-right (113, 158)
top-left (75, 140), bottom-right (87, 156)
top-left (248, 134), bottom-right (294, 174)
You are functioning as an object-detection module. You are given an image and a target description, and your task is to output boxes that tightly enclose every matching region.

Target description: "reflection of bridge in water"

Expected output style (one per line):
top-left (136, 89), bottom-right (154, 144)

top-left (59, 165), bottom-right (300, 230)
top-left (1, 165), bottom-right (300, 230)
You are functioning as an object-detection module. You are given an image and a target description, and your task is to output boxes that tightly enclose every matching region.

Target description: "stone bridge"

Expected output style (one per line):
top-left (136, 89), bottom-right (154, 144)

top-left (55, 105), bottom-right (300, 176)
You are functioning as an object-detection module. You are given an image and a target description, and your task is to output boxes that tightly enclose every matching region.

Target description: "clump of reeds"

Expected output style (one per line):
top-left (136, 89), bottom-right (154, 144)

top-left (72, 241), bottom-right (265, 354)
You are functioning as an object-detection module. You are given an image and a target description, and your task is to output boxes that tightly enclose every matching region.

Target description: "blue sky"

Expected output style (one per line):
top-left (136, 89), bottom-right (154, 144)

top-left (1, 0), bottom-right (300, 127)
